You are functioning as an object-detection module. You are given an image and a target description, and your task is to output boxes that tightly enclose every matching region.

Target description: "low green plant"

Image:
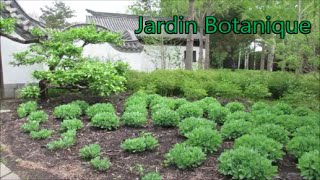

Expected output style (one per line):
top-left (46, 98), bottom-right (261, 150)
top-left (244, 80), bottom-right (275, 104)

top-left (207, 105), bottom-right (230, 125)
top-left (225, 111), bottom-right (253, 122)
top-left (293, 107), bottom-right (313, 116)
top-left (54, 104), bottom-right (82, 119)
top-left (251, 102), bottom-right (270, 112)
top-left (27, 110), bottom-right (48, 123)
top-left (17, 101), bottom-right (38, 118)
top-left (47, 130), bottom-right (77, 150)
top-left (30, 129), bottom-right (53, 139)
top-left (234, 134), bottom-right (284, 161)
top-left (90, 156), bottom-right (111, 171)
top-left (177, 103), bottom-right (203, 119)
top-left (121, 133), bottom-right (158, 153)
top-left (178, 117), bottom-right (215, 136)
top-left (251, 111), bottom-right (277, 126)
top-left (86, 103), bottom-right (115, 118)
top-left (251, 124), bottom-right (290, 145)
top-left (79, 144), bottom-right (101, 160)
top-left (141, 172), bottom-right (162, 180)
top-left (271, 102), bottom-right (293, 115)
top-left (218, 147), bottom-right (277, 180)
top-left (298, 150), bottom-right (320, 180)
top-left (185, 127), bottom-right (222, 153)
top-left (225, 102), bottom-right (245, 113)
top-left (60, 119), bottom-right (84, 132)
top-left (286, 135), bottom-right (320, 158)
top-left (244, 83), bottom-right (271, 99)
top-left (164, 143), bottom-right (206, 169)
top-left (19, 85), bottom-right (40, 99)
top-left (122, 112), bottom-right (147, 127)
top-left (125, 105), bottom-right (147, 116)
top-left (91, 112), bottom-right (119, 130)
top-left (293, 126), bottom-right (320, 138)
top-left (130, 164), bottom-right (145, 176)
top-left (220, 119), bottom-right (252, 140)
top-left (173, 98), bottom-right (189, 110)
top-left (21, 121), bottom-right (40, 133)
top-left (71, 100), bottom-right (89, 114)
top-left (152, 108), bottom-right (180, 127)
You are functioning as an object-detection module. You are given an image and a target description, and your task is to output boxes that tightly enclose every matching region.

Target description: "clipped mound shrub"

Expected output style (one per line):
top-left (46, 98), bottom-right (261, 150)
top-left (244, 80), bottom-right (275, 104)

top-left (218, 147), bottom-right (277, 180)
top-left (152, 108), bottom-right (180, 127)
top-left (30, 129), bottom-right (53, 139)
top-left (185, 127), bottom-right (222, 153)
top-left (122, 112), bottom-right (147, 127)
top-left (91, 112), bottom-right (119, 130)
top-left (47, 130), bottom-right (77, 150)
top-left (27, 110), bottom-right (48, 123)
top-left (86, 103), bottom-right (115, 118)
top-left (141, 172), bottom-right (162, 180)
top-left (298, 150), bottom-right (320, 180)
top-left (225, 111), bottom-right (253, 122)
top-left (251, 102), bottom-right (270, 112)
top-left (286, 136), bottom-right (320, 158)
top-left (195, 97), bottom-right (220, 113)
top-left (79, 144), bottom-right (101, 160)
top-left (90, 156), bottom-right (111, 171)
top-left (225, 102), bottom-right (245, 113)
top-left (121, 133), bottom-right (158, 153)
top-left (60, 119), bottom-right (84, 132)
top-left (71, 100), bottom-right (89, 113)
top-left (234, 134), bottom-right (284, 161)
top-left (251, 124), bottom-right (290, 145)
top-left (293, 107), bottom-right (313, 116)
top-left (21, 121), bottom-right (40, 133)
top-left (177, 103), bottom-right (203, 119)
top-left (125, 96), bottom-right (147, 108)
top-left (207, 105), bottom-right (230, 124)
top-left (17, 101), bottom-right (38, 118)
top-left (173, 98), bottom-right (189, 110)
top-left (293, 126), bottom-right (320, 138)
top-left (164, 143), bottom-right (206, 169)
top-left (271, 102), bottom-right (293, 115)
top-left (54, 104), bottom-right (82, 119)
top-left (178, 117), bottom-right (215, 136)
top-left (220, 119), bottom-right (252, 140)
top-left (251, 111), bottom-right (277, 126)
top-left (125, 105), bottom-right (147, 116)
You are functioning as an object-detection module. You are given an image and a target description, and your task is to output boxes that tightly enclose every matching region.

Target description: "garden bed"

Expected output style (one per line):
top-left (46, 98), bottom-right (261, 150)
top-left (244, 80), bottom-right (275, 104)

top-left (0, 94), bottom-right (304, 180)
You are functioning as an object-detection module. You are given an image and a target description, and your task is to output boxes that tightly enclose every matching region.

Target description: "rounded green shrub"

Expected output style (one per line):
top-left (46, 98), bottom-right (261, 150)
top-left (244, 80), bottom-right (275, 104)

top-left (186, 127), bottom-right (222, 153)
top-left (19, 85), bottom-right (40, 99)
top-left (60, 119), bottom-right (84, 132)
top-left (234, 134), bottom-right (284, 161)
top-left (251, 102), bottom-right (270, 112)
top-left (195, 97), bottom-right (220, 113)
top-left (164, 143), bottom-right (206, 169)
top-left (293, 126), bottom-right (320, 138)
top-left (298, 150), bottom-right (320, 180)
top-left (177, 103), bottom-right (203, 119)
top-left (30, 129), bottom-right (53, 139)
top-left (271, 102), bottom-right (293, 115)
top-left (251, 111), bottom-right (277, 126)
top-left (54, 104), bottom-right (82, 119)
top-left (21, 121), bottom-right (40, 133)
top-left (17, 101), bottom-right (38, 118)
top-left (27, 110), bottom-right (48, 123)
top-left (86, 103), bottom-right (115, 118)
top-left (90, 156), bottom-right (111, 171)
top-left (244, 83), bottom-right (271, 99)
top-left (121, 133), bottom-right (158, 153)
top-left (151, 103), bottom-right (171, 113)
top-left (122, 112), bottom-right (147, 127)
top-left (79, 144), bottom-right (101, 160)
top-left (141, 172), bottom-right (162, 180)
top-left (225, 111), bottom-right (253, 122)
top-left (293, 107), bottom-right (313, 116)
top-left (71, 100), bottom-right (89, 113)
top-left (286, 136), bottom-right (320, 158)
top-left (152, 108), bottom-right (180, 127)
top-left (225, 102), bottom-right (245, 113)
top-left (207, 105), bottom-right (230, 124)
top-left (125, 105), bottom-right (147, 116)
top-left (125, 96), bottom-right (147, 108)
top-left (178, 117), bottom-right (215, 136)
top-left (173, 98), bottom-right (189, 110)
top-left (218, 147), bottom-right (277, 180)
top-left (220, 119), bottom-right (252, 140)
top-left (251, 124), bottom-right (290, 145)
top-left (275, 115), bottom-right (313, 134)
top-left (91, 112), bottom-right (119, 130)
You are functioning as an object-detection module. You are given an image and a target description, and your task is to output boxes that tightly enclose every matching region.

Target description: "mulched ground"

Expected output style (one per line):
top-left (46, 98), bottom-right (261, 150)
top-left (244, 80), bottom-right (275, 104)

top-left (0, 93), bottom-right (302, 180)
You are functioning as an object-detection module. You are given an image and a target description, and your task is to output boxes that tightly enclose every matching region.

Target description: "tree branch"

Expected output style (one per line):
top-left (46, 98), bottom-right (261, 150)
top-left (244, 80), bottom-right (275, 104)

top-left (0, 32), bottom-right (39, 44)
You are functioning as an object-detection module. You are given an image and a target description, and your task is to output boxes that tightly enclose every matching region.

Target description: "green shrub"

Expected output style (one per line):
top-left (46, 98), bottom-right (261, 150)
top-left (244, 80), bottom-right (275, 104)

top-left (220, 119), bottom-right (252, 140)
top-left (251, 124), bottom-right (290, 145)
top-left (164, 143), bottom-right (206, 169)
top-left (178, 117), bottom-right (216, 136)
top-left (152, 108), bottom-right (180, 127)
top-left (54, 104), bottom-right (82, 119)
top-left (91, 112), bottom-right (119, 130)
top-left (47, 130), bottom-right (77, 150)
top-left (27, 110), bottom-right (48, 123)
top-left (225, 111), bottom-right (253, 122)
top-left (293, 126), bottom-right (320, 138)
top-left (271, 102), bottom-right (293, 115)
top-left (244, 83), bottom-right (271, 99)
top-left (21, 121), bottom-right (40, 133)
top-left (194, 97), bottom-right (220, 114)
top-left (125, 105), bottom-right (147, 116)
top-left (79, 144), bottom-right (101, 160)
top-left (212, 81), bottom-right (243, 99)
top-left (251, 102), bottom-right (270, 112)
top-left (185, 127), bottom-right (222, 153)
top-left (218, 147), bottom-right (277, 180)
top-left (274, 115), bottom-right (315, 134)
top-left (30, 129), bottom-right (53, 139)
top-left (183, 86), bottom-right (207, 100)
top-left (286, 136), bottom-right (320, 158)
top-left (251, 111), bottom-right (277, 126)
top-left (298, 150), bottom-right (320, 180)
top-left (173, 98), bottom-right (189, 110)
top-left (207, 105), bottom-right (230, 125)
top-left (122, 112), bottom-right (147, 127)
top-left (60, 119), bottom-right (84, 132)
top-left (225, 102), bottom-right (245, 113)
top-left (86, 103), bottom-right (115, 118)
top-left (125, 96), bottom-right (147, 108)
top-left (141, 172), bottom-right (162, 180)
top-left (177, 103), bottom-right (203, 119)
top-left (17, 101), bottom-right (38, 118)
top-left (19, 85), bottom-right (40, 99)
top-left (71, 100), bottom-right (89, 113)
top-left (90, 156), bottom-right (111, 171)
top-left (234, 134), bottom-right (284, 161)
top-left (121, 133), bottom-right (159, 153)
top-left (293, 107), bottom-right (313, 116)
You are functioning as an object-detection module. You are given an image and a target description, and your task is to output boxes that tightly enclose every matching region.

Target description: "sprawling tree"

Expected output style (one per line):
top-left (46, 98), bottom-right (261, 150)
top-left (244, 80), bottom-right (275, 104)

top-left (40, 1), bottom-right (75, 29)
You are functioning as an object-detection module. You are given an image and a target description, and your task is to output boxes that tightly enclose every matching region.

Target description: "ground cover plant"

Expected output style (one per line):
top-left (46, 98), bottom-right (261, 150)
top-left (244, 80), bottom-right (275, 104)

top-left (121, 133), bottom-right (159, 153)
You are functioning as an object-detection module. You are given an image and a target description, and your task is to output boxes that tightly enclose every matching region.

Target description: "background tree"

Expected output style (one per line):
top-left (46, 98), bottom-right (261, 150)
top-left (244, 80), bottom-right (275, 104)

top-left (40, 1), bottom-right (75, 29)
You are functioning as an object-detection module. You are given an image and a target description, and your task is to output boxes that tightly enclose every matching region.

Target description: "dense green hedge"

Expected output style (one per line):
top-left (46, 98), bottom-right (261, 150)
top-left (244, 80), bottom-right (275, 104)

top-left (126, 70), bottom-right (319, 109)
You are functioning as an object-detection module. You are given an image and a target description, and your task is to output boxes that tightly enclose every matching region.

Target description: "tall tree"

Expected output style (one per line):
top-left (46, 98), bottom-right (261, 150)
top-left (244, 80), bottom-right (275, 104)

top-left (185, 0), bottom-right (195, 70)
top-left (40, 1), bottom-right (75, 29)
top-left (129, 0), bottom-right (160, 17)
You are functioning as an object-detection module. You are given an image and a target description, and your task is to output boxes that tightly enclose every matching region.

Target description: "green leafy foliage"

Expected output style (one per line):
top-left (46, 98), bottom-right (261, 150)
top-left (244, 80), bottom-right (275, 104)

top-left (70, 100), bottom-right (89, 114)
top-left (21, 121), bottom-right (40, 133)
top-left (220, 119), bottom-right (252, 140)
top-left (298, 150), bottom-right (320, 180)
top-left (30, 129), bottom-right (53, 139)
top-left (141, 172), bottom-right (162, 180)
top-left (90, 156), bottom-right (111, 171)
top-left (86, 103), bottom-right (115, 118)
top-left (177, 103), bottom-right (203, 119)
top-left (27, 110), bottom-right (48, 123)
top-left (251, 111), bottom-right (277, 126)
top-left (218, 147), bottom-right (277, 180)
top-left (152, 108), bottom-right (180, 127)
top-left (234, 134), bottom-right (284, 161)
top-left (54, 104), bottom-right (82, 119)
top-left (185, 127), bottom-right (222, 153)
top-left (91, 112), bottom-right (119, 130)
top-left (164, 143), bottom-right (206, 169)
top-left (244, 83), bottom-right (271, 99)
top-left (207, 105), bottom-right (231, 124)
top-left (79, 144), bottom-right (101, 160)
top-left (60, 119), bottom-right (84, 132)
top-left (121, 133), bottom-right (159, 153)
top-left (17, 101), bottom-right (38, 118)
top-left (271, 102), bottom-right (293, 115)
top-left (293, 107), bottom-right (313, 116)
top-left (286, 136), bottom-right (320, 158)
top-left (225, 111), bottom-right (253, 122)
top-left (293, 126), bottom-right (320, 138)
top-left (225, 102), bottom-right (245, 113)
top-left (47, 130), bottom-right (77, 150)
top-left (195, 97), bottom-right (220, 114)
top-left (19, 85), bottom-right (40, 100)
top-left (251, 102), bottom-right (270, 111)
top-left (251, 124), bottom-right (290, 145)
top-left (122, 112), bottom-right (147, 127)
top-left (178, 117), bottom-right (216, 136)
